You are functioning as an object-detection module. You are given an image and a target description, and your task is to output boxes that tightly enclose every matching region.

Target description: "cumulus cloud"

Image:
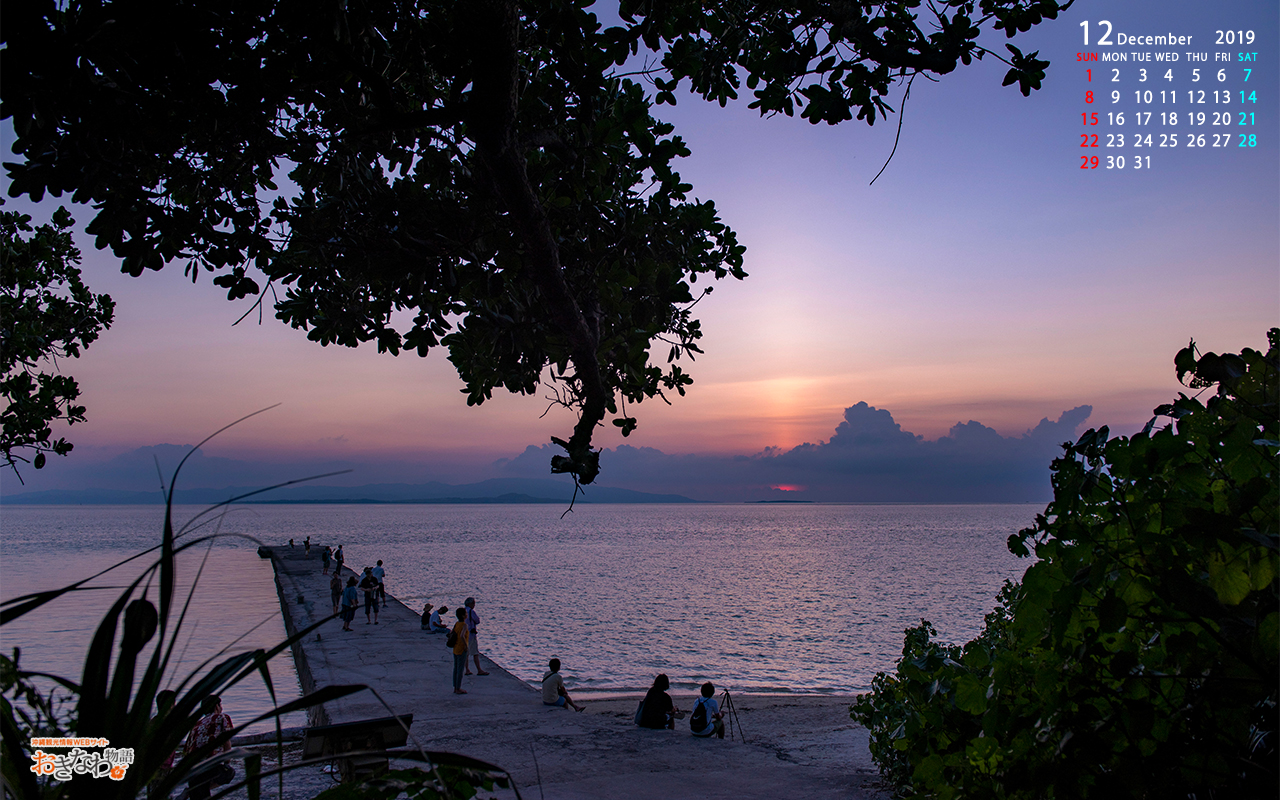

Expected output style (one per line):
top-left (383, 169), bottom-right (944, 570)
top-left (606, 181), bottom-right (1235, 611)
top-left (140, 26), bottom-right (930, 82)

top-left (502, 402), bottom-right (1093, 502)
top-left (6, 403), bottom-right (1092, 503)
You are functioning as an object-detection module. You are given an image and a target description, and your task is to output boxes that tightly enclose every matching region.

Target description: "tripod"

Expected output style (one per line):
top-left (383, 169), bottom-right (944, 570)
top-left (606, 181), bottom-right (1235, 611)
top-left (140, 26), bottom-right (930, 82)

top-left (719, 690), bottom-right (746, 743)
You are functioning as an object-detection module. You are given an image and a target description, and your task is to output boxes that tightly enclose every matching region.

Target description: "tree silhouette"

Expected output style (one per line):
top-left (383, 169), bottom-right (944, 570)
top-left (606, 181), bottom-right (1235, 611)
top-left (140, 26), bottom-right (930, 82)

top-left (3, 0), bottom-right (1069, 482)
top-left (1, 206), bottom-right (115, 479)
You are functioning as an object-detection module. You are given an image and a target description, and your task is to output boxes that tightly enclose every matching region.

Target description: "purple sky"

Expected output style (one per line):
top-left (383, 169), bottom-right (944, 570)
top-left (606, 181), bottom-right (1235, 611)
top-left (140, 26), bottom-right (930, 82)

top-left (4, 0), bottom-right (1276, 499)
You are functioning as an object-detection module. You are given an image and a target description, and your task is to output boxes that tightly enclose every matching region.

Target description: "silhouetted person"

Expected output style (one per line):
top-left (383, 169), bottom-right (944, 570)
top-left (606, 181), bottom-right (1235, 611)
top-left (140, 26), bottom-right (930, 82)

top-left (638, 674), bottom-right (681, 729)
top-left (690, 682), bottom-right (725, 739)
top-left (359, 567), bottom-right (380, 624)
top-left (183, 695), bottom-right (233, 800)
top-left (451, 608), bottom-right (470, 694)
top-left (340, 577), bottom-right (359, 631)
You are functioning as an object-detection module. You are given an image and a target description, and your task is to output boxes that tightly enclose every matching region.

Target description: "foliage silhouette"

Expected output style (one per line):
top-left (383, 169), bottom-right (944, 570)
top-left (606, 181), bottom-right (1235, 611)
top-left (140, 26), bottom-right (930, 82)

top-left (2, 0), bottom-right (1070, 484)
top-left (853, 329), bottom-right (1279, 799)
top-left (0, 411), bottom-right (517, 799)
top-left (0, 204), bottom-right (114, 481)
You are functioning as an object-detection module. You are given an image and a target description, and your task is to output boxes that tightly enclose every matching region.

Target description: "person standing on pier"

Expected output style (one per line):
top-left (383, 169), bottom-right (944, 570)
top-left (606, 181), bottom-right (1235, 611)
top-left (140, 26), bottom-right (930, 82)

top-left (450, 608), bottom-right (470, 694)
top-left (183, 695), bottom-right (235, 799)
top-left (330, 572), bottom-right (343, 615)
top-left (463, 597), bottom-right (489, 676)
top-left (341, 577), bottom-right (359, 631)
top-left (304, 536), bottom-right (311, 555)
top-left (334, 545), bottom-right (344, 573)
top-left (321, 546), bottom-right (331, 575)
top-left (372, 560), bottom-right (387, 609)
top-left (359, 567), bottom-right (380, 624)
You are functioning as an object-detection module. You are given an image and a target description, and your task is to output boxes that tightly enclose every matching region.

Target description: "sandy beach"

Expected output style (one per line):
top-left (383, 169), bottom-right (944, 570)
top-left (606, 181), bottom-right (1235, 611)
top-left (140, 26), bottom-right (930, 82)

top-left (232, 547), bottom-right (890, 799)
top-left (232, 693), bottom-right (887, 799)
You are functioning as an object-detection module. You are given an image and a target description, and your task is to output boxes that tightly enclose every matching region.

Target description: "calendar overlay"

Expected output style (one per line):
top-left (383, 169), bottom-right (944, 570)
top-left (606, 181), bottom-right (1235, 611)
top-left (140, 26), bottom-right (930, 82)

top-left (1077, 23), bottom-right (1262, 170)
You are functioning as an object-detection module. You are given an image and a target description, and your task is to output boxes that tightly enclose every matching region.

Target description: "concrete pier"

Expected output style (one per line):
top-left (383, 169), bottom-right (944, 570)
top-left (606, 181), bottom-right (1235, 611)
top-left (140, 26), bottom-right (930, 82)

top-left (259, 545), bottom-right (886, 799)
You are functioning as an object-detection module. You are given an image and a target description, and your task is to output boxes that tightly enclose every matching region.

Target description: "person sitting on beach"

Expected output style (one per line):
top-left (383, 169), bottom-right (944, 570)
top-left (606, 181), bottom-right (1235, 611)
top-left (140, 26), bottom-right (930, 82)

top-left (183, 695), bottom-right (234, 800)
top-left (425, 605), bottom-right (449, 633)
top-left (637, 674), bottom-right (681, 730)
top-left (340, 577), bottom-right (359, 631)
top-left (541, 658), bottom-right (584, 712)
top-left (148, 689), bottom-right (179, 799)
top-left (359, 567), bottom-right (380, 625)
top-left (690, 682), bottom-right (725, 739)
top-left (330, 573), bottom-right (343, 615)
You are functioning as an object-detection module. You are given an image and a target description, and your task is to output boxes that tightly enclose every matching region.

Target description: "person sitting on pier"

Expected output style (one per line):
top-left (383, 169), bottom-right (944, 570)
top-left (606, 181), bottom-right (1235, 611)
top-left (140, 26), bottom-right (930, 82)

top-left (542, 658), bottom-right (584, 712)
top-left (637, 674), bottom-right (682, 730)
top-left (340, 577), bottom-right (359, 631)
top-left (425, 604), bottom-right (449, 633)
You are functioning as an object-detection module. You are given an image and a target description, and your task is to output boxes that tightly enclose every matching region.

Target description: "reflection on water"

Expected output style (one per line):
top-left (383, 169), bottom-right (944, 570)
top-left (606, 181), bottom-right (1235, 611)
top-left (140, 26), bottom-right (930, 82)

top-left (1, 503), bottom-right (1036, 711)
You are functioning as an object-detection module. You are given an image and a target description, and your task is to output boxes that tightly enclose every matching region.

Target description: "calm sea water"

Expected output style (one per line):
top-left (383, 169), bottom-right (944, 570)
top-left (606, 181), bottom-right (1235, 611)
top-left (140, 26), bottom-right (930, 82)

top-left (0, 503), bottom-right (1037, 724)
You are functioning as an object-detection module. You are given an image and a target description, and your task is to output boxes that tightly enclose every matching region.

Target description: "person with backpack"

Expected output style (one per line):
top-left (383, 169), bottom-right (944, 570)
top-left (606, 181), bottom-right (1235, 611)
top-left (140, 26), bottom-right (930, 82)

top-left (690, 682), bottom-right (725, 739)
top-left (463, 597), bottom-right (489, 676)
top-left (541, 658), bottom-right (584, 711)
top-left (448, 608), bottom-right (470, 694)
top-left (330, 572), bottom-right (343, 615)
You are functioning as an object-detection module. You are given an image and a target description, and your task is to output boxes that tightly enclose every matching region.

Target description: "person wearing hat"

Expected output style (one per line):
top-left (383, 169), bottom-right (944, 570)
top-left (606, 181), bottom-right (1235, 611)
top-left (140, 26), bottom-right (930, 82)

top-left (463, 597), bottom-right (489, 675)
top-left (541, 658), bottom-right (584, 711)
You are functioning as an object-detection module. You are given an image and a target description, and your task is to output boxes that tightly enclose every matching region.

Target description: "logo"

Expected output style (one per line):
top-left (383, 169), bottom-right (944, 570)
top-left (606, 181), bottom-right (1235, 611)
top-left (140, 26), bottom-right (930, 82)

top-left (28, 739), bottom-right (134, 782)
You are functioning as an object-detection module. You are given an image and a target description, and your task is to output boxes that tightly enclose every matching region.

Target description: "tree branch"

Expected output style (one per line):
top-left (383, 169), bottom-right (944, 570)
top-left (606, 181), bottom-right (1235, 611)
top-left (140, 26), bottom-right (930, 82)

top-left (466, 0), bottom-right (606, 483)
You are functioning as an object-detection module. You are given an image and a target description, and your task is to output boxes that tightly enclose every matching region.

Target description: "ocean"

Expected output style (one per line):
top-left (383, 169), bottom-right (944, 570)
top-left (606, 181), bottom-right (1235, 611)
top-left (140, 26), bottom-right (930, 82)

top-left (0, 502), bottom-right (1037, 731)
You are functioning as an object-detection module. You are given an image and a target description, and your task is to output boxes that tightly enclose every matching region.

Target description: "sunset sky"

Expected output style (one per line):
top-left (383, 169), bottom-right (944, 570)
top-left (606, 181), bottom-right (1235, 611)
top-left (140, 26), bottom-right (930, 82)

top-left (3, 0), bottom-right (1276, 499)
